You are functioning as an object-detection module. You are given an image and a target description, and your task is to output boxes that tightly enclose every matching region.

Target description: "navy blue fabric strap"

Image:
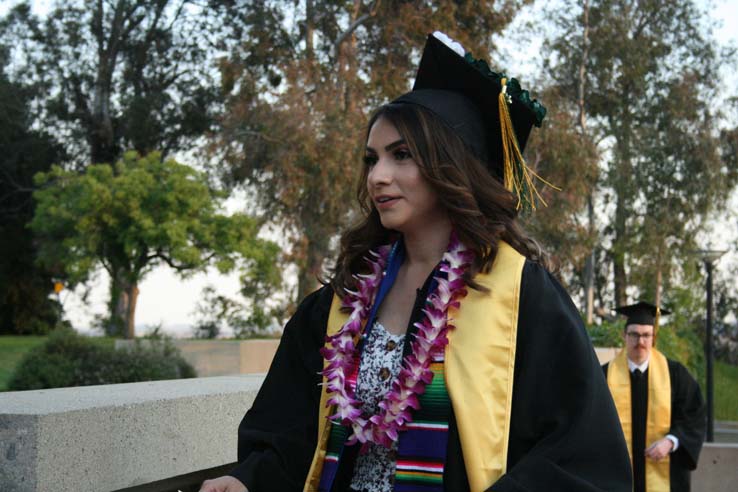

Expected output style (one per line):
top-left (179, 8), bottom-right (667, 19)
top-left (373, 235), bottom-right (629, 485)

top-left (363, 241), bottom-right (404, 341)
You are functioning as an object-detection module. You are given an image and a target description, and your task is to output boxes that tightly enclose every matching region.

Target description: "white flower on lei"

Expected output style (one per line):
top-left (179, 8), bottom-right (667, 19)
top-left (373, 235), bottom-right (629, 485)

top-left (432, 31), bottom-right (465, 57)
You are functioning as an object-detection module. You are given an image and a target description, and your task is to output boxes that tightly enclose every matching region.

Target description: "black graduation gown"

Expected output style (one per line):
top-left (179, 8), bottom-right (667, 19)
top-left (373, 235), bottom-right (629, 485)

top-left (602, 359), bottom-right (705, 492)
top-left (230, 261), bottom-right (633, 491)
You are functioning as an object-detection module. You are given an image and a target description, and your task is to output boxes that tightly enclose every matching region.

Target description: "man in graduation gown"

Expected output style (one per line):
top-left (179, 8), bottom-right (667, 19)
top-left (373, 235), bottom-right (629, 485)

top-left (603, 301), bottom-right (705, 492)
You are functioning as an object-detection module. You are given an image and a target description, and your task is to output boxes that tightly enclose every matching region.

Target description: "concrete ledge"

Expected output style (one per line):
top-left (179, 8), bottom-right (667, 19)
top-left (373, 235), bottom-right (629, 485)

top-left (594, 346), bottom-right (619, 364)
top-left (115, 340), bottom-right (280, 376)
top-left (0, 376), bottom-right (264, 492)
top-left (693, 442), bottom-right (738, 492)
top-left (1, 371), bottom-right (735, 491)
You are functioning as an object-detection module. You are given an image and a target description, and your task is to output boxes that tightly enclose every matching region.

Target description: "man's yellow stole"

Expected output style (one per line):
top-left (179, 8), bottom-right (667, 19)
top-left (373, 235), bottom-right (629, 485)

top-left (303, 241), bottom-right (525, 492)
top-left (607, 348), bottom-right (671, 491)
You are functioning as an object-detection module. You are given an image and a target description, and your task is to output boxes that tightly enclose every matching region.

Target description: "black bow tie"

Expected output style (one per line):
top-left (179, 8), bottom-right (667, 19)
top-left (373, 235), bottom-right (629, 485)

top-left (632, 368), bottom-right (644, 378)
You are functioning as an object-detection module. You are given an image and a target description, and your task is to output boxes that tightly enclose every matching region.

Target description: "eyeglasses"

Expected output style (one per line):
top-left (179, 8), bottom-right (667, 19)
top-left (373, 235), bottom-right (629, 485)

top-left (626, 332), bottom-right (653, 341)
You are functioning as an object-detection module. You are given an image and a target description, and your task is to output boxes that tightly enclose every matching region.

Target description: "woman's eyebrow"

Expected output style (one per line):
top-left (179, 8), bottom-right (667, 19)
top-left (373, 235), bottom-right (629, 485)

top-left (365, 139), bottom-right (406, 153)
top-left (384, 139), bottom-right (406, 151)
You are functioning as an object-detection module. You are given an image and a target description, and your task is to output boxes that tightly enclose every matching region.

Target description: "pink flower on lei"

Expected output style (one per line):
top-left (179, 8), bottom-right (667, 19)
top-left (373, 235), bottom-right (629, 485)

top-left (320, 234), bottom-right (473, 447)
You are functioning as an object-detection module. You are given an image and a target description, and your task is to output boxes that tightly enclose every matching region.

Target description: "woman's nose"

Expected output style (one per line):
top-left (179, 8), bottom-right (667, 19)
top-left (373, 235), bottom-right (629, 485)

top-left (368, 157), bottom-right (391, 185)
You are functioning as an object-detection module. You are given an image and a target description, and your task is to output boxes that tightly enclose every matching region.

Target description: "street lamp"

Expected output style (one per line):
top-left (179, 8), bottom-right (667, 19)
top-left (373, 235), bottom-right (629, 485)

top-left (694, 249), bottom-right (726, 442)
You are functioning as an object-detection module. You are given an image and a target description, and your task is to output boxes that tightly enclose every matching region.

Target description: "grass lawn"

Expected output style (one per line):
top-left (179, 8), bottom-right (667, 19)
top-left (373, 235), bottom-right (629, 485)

top-left (0, 335), bottom-right (116, 391)
top-left (715, 361), bottom-right (738, 421)
top-left (0, 336), bottom-right (47, 391)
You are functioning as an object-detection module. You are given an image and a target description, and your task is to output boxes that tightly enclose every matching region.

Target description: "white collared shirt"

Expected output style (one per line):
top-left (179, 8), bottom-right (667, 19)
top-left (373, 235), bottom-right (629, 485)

top-left (627, 357), bottom-right (649, 373)
top-left (626, 356), bottom-right (679, 452)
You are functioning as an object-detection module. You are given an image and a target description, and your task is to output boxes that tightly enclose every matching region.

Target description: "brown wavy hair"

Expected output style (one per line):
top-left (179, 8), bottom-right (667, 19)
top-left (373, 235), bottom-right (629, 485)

top-left (330, 102), bottom-right (551, 297)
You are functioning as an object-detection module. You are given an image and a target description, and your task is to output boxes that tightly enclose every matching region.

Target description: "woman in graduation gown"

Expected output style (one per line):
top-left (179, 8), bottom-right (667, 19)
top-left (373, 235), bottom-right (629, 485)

top-left (200, 32), bottom-right (632, 492)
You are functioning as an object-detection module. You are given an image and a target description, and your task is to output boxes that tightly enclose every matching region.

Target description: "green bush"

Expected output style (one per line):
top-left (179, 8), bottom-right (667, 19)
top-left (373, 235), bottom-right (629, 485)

top-left (8, 329), bottom-right (196, 391)
top-left (587, 320), bottom-right (624, 348)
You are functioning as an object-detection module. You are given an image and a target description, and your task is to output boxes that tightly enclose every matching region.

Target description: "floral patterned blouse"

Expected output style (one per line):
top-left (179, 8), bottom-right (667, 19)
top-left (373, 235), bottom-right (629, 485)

top-left (349, 321), bottom-right (406, 492)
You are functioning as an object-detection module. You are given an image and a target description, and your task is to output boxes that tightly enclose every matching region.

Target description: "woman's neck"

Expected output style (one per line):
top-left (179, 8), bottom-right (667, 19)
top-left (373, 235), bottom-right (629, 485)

top-left (402, 220), bottom-right (453, 269)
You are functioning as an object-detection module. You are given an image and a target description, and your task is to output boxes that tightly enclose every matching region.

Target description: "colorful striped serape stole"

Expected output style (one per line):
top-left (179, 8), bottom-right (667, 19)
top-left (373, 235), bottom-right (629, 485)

top-left (317, 422), bottom-right (349, 491)
top-left (394, 357), bottom-right (452, 492)
top-left (317, 350), bottom-right (359, 491)
top-left (317, 356), bottom-right (452, 491)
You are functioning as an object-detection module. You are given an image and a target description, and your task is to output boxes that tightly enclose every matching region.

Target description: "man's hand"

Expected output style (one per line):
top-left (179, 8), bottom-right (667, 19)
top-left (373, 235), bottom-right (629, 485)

top-left (645, 437), bottom-right (674, 461)
top-left (199, 475), bottom-right (248, 492)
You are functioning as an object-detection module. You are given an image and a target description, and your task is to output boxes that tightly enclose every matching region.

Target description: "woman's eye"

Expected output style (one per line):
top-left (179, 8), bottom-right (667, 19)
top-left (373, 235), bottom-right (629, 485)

top-left (363, 154), bottom-right (378, 167)
top-left (394, 148), bottom-right (412, 160)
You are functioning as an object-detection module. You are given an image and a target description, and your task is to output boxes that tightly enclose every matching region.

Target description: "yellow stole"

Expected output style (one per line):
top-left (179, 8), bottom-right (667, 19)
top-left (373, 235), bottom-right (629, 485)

top-left (607, 348), bottom-right (671, 491)
top-left (303, 241), bottom-right (525, 492)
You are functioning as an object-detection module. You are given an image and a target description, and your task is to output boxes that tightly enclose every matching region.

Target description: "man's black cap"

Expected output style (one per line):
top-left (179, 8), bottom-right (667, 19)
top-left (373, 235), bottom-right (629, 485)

top-left (615, 301), bottom-right (671, 327)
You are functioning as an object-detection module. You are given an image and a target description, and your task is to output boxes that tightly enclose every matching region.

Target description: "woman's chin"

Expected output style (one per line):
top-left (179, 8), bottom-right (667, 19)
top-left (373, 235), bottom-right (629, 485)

top-left (378, 215), bottom-right (402, 232)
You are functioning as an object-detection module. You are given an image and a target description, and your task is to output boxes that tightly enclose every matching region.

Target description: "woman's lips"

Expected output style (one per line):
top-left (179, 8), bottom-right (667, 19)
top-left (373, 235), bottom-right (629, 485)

top-left (374, 196), bottom-right (400, 210)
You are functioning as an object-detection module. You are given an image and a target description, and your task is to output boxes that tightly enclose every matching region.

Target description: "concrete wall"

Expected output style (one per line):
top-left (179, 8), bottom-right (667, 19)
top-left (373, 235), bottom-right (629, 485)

top-left (693, 443), bottom-right (738, 492)
top-left (170, 341), bottom-right (612, 376)
top-left (0, 376), bottom-right (262, 492)
top-left (115, 339), bottom-right (280, 377)
top-left (1, 371), bottom-right (735, 492)
top-left (594, 346), bottom-right (620, 364)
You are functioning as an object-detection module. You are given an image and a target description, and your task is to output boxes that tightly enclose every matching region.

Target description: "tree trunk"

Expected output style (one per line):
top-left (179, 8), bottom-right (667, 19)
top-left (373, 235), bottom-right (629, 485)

top-left (613, 188), bottom-right (628, 306)
top-left (91, 76), bottom-right (116, 164)
top-left (296, 236), bottom-right (328, 303)
top-left (114, 279), bottom-right (139, 339)
top-left (305, 0), bottom-right (314, 60)
top-left (585, 196), bottom-right (595, 323)
top-left (612, 78), bottom-right (634, 307)
top-left (89, 2), bottom-right (119, 164)
top-left (108, 271), bottom-right (139, 339)
top-left (578, 0), bottom-right (594, 323)
top-left (107, 271), bottom-right (124, 336)
top-left (655, 241), bottom-right (663, 308)
top-left (123, 281), bottom-right (139, 339)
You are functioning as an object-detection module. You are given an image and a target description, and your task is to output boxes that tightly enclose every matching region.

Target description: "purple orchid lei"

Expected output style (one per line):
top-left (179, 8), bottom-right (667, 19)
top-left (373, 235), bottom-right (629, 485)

top-left (320, 233), bottom-right (474, 448)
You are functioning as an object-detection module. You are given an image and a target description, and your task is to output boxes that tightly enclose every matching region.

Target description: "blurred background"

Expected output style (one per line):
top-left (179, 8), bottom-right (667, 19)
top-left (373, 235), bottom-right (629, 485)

top-left (0, 1), bottom-right (736, 420)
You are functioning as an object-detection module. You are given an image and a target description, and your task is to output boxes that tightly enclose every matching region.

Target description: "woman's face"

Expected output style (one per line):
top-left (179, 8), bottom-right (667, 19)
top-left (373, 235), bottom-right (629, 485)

top-left (365, 116), bottom-right (447, 235)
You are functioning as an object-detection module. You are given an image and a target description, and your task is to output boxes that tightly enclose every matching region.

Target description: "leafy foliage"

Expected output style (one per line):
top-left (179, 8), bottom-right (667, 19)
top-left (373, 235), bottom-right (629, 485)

top-left (541, 0), bottom-right (737, 316)
top-left (8, 328), bottom-right (195, 391)
top-left (523, 85), bottom-right (599, 285)
top-left (214, 0), bottom-right (532, 301)
top-left (0, 0), bottom-right (224, 165)
top-left (588, 317), bottom-right (704, 383)
top-left (0, 46), bottom-right (66, 334)
top-left (192, 285), bottom-right (277, 339)
top-left (30, 151), bottom-right (280, 338)
top-left (587, 319), bottom-right (624, 348)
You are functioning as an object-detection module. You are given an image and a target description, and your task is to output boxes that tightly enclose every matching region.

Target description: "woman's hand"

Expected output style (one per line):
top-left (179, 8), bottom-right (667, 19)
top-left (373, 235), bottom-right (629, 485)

top-left (199, 475), bottom-right (248, 492)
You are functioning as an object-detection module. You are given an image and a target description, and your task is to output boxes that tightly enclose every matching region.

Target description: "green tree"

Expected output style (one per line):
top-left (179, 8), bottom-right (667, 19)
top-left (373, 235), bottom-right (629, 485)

top-left (543, 0), bottom-right (736, 309)
top-left (31, 151), bottom-right (280, 338)
top-left (0, 46), bottom-right (66, 334)
top-left (0, 0), bottom-right (223, 166)
top-left (192, 285), bottom-right (277, 339)
top-left (523, 85), bottom-right (599, 295)
top-left (214, 0), bottom-right (532, 302)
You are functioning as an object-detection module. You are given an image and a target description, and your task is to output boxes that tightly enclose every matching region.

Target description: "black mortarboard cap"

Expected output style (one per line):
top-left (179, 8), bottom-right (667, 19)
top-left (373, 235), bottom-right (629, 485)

top-left (615, 301), bottom-right (671, 326)
top-left (390, 32), bottom-right (550, 208)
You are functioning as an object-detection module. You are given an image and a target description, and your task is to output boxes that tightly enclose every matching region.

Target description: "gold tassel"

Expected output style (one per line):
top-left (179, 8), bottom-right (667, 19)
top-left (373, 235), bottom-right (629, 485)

top-left (498, 78), bottom-right (559, 210)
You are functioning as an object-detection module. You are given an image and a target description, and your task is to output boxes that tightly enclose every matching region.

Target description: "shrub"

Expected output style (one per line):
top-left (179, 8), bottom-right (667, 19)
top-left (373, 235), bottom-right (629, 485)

top-left (8, 328), bottom-right (196, 391)
top-left (587, 320), bottom-right (624, 348)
